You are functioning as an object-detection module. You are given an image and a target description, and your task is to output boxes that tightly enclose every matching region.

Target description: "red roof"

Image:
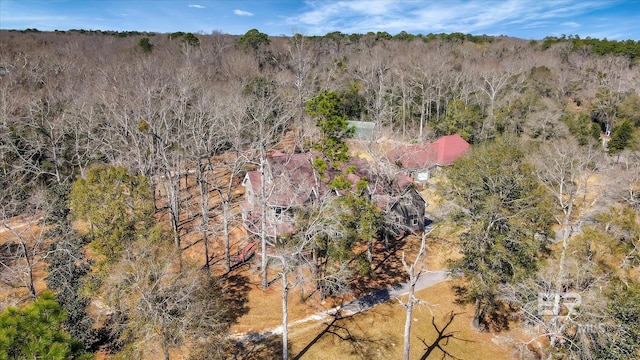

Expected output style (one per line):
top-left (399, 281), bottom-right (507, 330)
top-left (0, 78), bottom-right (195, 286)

top-left (385, 134), bottom-right (470, 169)
top-left (384, 144), bottom-right (438, 170)
top-left (430, 134), bottom-right (470, 166)
top-left (245, 153), bottom-right (319, 207)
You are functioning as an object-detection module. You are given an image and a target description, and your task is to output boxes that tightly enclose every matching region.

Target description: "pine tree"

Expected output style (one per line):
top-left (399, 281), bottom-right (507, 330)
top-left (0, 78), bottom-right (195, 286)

top-left (0, 292), bottom-right (91, 359)
top-left (608, 120), bottom-right (634, 155)
top-left (305, 90), bottom-right (355, 169)
top-left (70, 165), bottom-right (154, 264)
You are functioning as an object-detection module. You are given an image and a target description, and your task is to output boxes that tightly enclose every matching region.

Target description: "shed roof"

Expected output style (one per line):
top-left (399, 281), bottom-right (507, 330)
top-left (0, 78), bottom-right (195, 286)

top-left (347, 121), bottom-right (376, 140)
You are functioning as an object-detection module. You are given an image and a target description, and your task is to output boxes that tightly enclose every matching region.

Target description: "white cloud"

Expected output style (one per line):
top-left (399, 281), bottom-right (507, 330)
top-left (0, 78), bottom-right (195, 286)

top-left (561, 22), bottom-right (580, 28)
top-left (521, 21), bottom-right (551, 29)
top-left (288, 0), bottom-right (612, 36)
top-left (233, 9), bottom-right (254, 16)
top-left (343, 1), bottom-right (395, 16)
top-left (188, 4), bottom-right (205, 9)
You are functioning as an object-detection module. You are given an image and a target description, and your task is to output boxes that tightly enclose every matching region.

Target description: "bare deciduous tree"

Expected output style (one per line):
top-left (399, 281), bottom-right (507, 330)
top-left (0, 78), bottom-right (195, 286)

top-left (532, 140), bottom-right (601, 347)
top-left (400, 229), bottom-right (430, 360)
top-left (1, 191), bottom-right (55, 300)
top-left (475, 65), bottom-right (512, 139)
top-left (104, 238), bottom-right (229, 360)
top-left (242, 77), bottom-right (292, 289)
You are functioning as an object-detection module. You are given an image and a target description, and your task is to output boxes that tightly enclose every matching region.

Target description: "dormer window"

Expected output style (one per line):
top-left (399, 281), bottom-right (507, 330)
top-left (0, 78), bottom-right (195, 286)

top-left (275, 207), bottom-right (284, 222)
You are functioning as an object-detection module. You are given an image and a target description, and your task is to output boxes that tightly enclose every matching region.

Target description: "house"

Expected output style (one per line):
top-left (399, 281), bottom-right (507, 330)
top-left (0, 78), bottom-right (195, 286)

top-left (241, 152), bottom-right (321, 241)
top-left (384, 134), bottom-right (470, 181)
top-left (332, 158), bottom-right (428, 233)
top-left (241, 151), bottom-right (429, 241)
top-left (373, 184), bottom-right (428, 234)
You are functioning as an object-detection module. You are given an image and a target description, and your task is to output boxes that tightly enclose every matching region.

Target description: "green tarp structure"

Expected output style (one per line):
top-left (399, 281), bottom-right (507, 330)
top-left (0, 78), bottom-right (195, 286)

top-left (347, 120), bottom-right (376, 140)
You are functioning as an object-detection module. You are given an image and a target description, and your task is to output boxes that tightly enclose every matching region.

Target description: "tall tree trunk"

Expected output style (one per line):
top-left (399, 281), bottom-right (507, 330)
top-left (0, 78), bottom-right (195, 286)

top-left (161, 315), bottom-right (170, 360)
top-left (472, 297), bottom-right (485, 329)
top-left (402, 231), bottom-right (428, 359)
top-left (403, 281), bottom-right (416, 360)
top-left (550, 208), bottom-right (572, 347)
top-left (312, 249), bottom-right (318, 283)
top-left (260, 157), bottom-right (269, 289)
top-left (198, 162), bottom-right (211, 277)
top-left (282, 270), bottom-right (289, 360)
top-left (160, 150), bottom-right (182, 249)
top-left (222, 152), bottom-right (243, 273)
top-left (168, 185), bottom-right (181, 248)
top-left (162, 337), bottom-right (170, 360)
top-left (162, 172), bottom-right (181, 249)
top-left (419, 97), bottom-right (426, 139)
top-left (21, 240), bottom-right (36, 299)
top-left (151, 182), bottom-right (159, 212)
top-left (222, 200), bottom-right (231, 272)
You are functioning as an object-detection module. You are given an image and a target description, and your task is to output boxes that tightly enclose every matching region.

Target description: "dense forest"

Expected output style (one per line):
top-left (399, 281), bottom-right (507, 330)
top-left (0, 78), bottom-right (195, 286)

top-left (1, 29), bottom-right (639, 359)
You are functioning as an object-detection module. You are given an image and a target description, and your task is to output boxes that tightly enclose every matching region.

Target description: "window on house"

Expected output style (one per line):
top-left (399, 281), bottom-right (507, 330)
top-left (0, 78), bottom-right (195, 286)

top-left (411, 215), bottom-right (419, 226)
top-left (274, 207), bottom-right (284, 222)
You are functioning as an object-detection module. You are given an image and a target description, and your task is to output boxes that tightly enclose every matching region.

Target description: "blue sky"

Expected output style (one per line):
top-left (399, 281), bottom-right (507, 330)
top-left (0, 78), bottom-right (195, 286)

top-left (1, 0), bottom-right (639, 40)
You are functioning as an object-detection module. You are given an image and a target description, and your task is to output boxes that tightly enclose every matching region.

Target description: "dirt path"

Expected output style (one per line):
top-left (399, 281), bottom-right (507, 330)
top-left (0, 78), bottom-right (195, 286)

top-left (337, 270), bottom-right (449, 317)
top-left (231, 270), bottom-right (450, 343)
top-left (0, 218), bottom-right (34, 235)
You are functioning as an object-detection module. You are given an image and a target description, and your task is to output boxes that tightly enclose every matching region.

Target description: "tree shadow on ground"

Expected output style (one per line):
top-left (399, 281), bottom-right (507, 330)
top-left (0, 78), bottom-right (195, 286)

top-left (487, 304), bottom-right (511, 333)
top-left (229, 334), bottom-right (284, 360)
top-left (451, 283), bottom-right (511, 333)
top-left (350, 234), bottom-right (411, 297)
top-left (451, 284), bottom-right (469, 306)
top-left (418, 311), bottom-right (471, 360)
top-left (292, 310), bottom-right (395, 360)
top-left (222, 271), bottom-right (252, 326)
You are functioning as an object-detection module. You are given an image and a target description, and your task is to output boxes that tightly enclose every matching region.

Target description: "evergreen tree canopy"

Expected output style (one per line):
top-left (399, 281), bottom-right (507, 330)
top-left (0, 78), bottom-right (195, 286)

top-left (305, 90), bottom-right (355, 168)
top-left (435, 99), bottom-right (482, 142)
top-left (239, 28), bottom-right (270, 50)
top-left (608, 120), bottom-right (634, 155)
top-left (443, 137), bottom-right (554, 328)
top-left (0, 292), bottom-right (91, 359)
top-left (70, 165), bottom-right (154, 263)
top-left (181, 32), bottom-right (200, 47)
top-left (136, 37), bottom-right (154, 53)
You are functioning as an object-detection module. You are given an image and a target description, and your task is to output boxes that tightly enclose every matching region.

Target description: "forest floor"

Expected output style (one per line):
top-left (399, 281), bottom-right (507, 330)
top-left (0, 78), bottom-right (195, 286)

top-left (0, 217), bottom-right (51, 309)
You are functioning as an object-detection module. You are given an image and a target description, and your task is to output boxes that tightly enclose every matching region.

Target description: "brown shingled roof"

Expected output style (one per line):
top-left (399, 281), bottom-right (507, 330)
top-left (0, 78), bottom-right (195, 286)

top-left (245, 153), bottom-right (320, 208)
